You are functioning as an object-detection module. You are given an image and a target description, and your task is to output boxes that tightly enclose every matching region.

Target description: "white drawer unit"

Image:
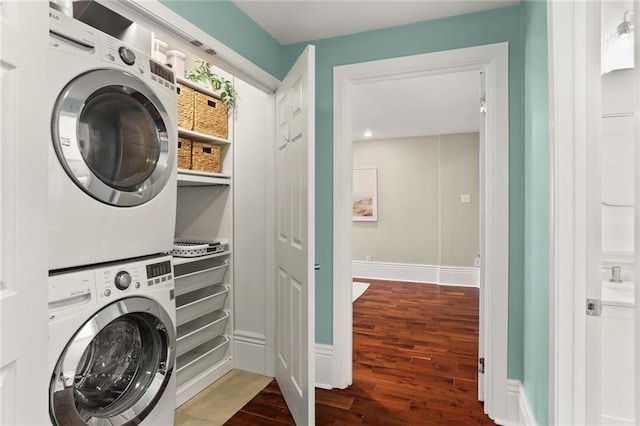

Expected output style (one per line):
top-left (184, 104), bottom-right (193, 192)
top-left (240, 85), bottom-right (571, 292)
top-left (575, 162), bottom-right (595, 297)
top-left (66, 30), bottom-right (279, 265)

top-left (176, 335), bottom-right (230, 388)
top-left (177, 310), bottom-right (229, 357)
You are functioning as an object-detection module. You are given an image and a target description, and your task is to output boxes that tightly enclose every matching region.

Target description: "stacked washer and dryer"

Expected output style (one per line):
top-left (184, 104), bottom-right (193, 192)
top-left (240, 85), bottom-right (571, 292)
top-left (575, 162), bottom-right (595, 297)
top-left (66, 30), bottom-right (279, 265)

top-left (47, 7), bottom-right (178, 425)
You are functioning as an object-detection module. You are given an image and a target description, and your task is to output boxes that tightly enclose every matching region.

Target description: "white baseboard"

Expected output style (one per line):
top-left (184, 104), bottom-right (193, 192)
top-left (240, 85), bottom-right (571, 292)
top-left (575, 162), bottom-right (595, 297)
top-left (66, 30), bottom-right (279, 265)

top-left (504, 379), bottom-right (537, 426)
top-left (315, 344), bottom-right (334, 390)
top-left (352, 260), bottom-right (479, 287)
top-left (234, 330), bottom-right (267, 375)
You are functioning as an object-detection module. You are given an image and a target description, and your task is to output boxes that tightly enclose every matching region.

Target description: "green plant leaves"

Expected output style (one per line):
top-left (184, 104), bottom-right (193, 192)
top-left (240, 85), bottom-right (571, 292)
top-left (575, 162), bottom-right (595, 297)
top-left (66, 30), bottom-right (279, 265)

top-left (185, 59), bottom-right (236, 111)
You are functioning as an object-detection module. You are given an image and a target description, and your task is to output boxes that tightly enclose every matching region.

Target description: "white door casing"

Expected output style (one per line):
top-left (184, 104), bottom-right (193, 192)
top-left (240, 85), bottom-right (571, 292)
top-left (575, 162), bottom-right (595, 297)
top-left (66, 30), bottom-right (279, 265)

top-left (333, 43), bottom-right (509, 422)
top-left (275, 45), bottom-right (316, 425)
top-left (0, 1), bottom-right (50, 424)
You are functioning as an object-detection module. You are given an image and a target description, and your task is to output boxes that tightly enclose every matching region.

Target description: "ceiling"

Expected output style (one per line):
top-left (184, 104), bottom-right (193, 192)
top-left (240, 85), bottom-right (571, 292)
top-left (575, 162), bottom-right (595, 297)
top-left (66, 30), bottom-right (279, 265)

top-left (351, 70), bottom-right (481, 141)
top-left (232, 0), bottom-right (519, 45)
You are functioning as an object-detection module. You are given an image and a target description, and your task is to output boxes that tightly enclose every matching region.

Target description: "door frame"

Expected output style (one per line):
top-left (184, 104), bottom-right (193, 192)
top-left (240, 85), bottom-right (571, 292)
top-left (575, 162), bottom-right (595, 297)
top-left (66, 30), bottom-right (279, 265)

top-left (332, 42), bottom-right (510, 422)
top-left (548, 0), bottom-right (640, 423)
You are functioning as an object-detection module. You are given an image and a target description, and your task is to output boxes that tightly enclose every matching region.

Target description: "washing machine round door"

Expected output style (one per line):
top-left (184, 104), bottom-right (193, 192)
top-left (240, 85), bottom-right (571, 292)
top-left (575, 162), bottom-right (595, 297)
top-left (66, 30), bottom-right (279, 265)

top-left (51, 69), bottom-right (175, 207)
top-left (49, 297), bottom-right (175, 426)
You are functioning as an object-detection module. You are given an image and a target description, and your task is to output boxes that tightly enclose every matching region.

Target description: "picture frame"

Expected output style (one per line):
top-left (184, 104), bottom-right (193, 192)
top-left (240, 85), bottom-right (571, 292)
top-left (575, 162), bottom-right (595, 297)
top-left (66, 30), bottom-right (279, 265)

top-left (353, 168), bottom-right (378, 221)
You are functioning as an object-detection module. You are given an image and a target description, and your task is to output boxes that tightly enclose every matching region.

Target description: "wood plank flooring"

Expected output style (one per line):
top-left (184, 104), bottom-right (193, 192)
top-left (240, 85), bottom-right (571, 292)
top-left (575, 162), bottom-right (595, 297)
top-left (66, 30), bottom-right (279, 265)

top-left (224, 279), bottom-right (496, 425)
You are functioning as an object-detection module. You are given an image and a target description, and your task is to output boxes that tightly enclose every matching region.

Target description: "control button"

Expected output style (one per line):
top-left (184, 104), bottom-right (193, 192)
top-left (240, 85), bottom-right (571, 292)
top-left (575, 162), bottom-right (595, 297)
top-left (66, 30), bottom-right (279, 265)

top-left (161, 276), bottom-right (167, 282)
top-left (104, 289), bottom-right (111, 297)
top-left (147, 280), bottom-right (153, 286)
top-left (168, 274), bottom-right (172, 280)
top-left (138, 67), bottom-right (144, 74)
top-left (154, 278), bottom-right (160, 284)
top-left (170, 84), bottom-right (175, 90)
top-left (114, 271), bottom-right (132, 290)
top-left (151, 75), bottom-right (157, 81)
top-left (164, 81), bottom-right (170, 88)
top-left (107, 53), bottom-right (115, 61)
top-left (135, 281), bottom-right (141, 289)
top-left (118, 46), bottom-right (136, 66)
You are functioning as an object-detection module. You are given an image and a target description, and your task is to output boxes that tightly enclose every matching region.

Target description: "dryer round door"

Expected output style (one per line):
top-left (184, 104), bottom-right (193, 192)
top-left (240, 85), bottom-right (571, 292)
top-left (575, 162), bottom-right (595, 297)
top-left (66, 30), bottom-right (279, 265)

top-left (49, 297), bottom-right (176, 426)
top-left (52, 69), bottom-right (175, 207)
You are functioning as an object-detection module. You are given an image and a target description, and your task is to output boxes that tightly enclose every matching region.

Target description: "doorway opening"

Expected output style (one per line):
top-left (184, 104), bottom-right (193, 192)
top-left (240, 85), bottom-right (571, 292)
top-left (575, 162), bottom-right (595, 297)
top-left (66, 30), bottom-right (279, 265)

top-left (333, 43), bottom-right (509, 422)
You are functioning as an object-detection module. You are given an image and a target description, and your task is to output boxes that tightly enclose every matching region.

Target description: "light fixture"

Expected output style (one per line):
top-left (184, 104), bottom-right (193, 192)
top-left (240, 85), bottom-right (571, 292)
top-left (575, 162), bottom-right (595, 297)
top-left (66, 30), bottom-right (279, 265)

top-left (363, 130), bottom-right (373, 137)
top-left (603, 10), bottom-right (634, 73)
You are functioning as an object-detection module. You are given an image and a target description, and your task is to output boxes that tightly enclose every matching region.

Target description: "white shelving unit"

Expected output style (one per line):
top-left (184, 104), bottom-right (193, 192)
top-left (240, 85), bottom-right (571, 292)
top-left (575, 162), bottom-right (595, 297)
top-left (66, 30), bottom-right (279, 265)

top-left (173, 71), bottom-right (235, 407)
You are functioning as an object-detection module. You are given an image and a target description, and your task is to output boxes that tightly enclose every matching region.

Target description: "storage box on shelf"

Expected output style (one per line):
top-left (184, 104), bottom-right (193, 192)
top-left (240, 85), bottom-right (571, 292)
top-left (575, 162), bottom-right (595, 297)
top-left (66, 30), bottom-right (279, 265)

top-left (176, 77), bottom-right (232, 186)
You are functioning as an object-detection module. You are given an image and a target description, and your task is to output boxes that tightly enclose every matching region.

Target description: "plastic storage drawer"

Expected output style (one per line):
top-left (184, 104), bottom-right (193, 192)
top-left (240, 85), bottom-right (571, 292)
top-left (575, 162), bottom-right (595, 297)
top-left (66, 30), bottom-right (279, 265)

top-left (176, 285), bottom-right (228, 326)
top-left (176, 335), bottom-right (229, 387)
top-left (175, 261), bottom-right (229, 297)
top-left (177, 310), bottom-right (229, 357)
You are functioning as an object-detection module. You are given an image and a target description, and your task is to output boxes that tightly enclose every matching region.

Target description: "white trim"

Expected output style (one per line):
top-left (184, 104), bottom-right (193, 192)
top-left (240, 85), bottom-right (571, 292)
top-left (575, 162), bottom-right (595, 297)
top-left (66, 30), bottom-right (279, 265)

top-left (315, 344), bottom-right (334, 390)
top-left (352, 260), bottom-right (479, 287)
top-left (176, 358), bottom-right (233, 407)
top-left (233, 331), bottom-right (267, 375)
top-left (504, 380), bottom-right (537, 426)
top-left (333, 43), bottom-right (509, 421)
top-left (547, 1), bottom-right (589, 424)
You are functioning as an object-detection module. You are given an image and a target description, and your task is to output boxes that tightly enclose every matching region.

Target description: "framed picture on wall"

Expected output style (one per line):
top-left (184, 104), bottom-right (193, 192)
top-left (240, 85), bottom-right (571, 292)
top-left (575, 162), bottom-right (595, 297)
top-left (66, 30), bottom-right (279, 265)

top-left (353, 168), bottom-right (378, 221)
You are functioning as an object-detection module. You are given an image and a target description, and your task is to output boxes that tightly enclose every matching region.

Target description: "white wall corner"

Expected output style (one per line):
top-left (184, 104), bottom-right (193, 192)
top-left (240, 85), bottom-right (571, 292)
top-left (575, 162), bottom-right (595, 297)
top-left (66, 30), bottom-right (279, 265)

top-left (504, 379), bottom-right (537, 426)
top-left (233, 330), bottom-right (267, 376)
top-left (315, 344), bottom-right (334, 390)
top-left (353, 260), bottom-right (479, 287)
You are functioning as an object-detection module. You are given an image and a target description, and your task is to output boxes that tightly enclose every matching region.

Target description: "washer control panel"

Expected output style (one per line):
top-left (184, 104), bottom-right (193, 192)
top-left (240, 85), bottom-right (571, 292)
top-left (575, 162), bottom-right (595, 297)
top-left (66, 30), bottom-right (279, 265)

top-left (95, 256), bottom-right (174, 301)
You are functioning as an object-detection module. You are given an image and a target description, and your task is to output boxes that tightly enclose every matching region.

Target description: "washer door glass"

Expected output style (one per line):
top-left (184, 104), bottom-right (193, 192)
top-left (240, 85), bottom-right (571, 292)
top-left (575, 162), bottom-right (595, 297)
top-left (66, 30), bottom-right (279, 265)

top-left (52, 69), bottom-right (175, 207)
top-left (50, 297), bottom-right (175, 426)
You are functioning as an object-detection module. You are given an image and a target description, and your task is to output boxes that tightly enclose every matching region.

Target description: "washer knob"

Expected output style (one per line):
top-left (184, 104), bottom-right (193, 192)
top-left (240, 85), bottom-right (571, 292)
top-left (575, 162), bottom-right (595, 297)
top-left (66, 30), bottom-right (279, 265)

top-left (118, 46), bottom-right (136, 66)
top-left (114, 271), bottom-right (132, 290)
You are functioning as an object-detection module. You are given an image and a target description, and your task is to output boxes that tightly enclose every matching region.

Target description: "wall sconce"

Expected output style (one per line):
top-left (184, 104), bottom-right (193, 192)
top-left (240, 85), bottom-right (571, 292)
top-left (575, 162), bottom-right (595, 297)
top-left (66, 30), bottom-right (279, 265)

top-left (603, 10), bottom-right (634, 73)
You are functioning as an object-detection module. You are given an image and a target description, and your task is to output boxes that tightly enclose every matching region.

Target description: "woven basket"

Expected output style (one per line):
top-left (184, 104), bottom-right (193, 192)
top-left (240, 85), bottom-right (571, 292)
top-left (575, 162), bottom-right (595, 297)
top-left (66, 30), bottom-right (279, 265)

top-left (191, 142), bottom-right (221, 173)
top-left (176, 84), bottom-right (194, 130)
top-left (193, 92), bottom-right (228, 139)
top-left (177, 138), bottom-right (192, 170)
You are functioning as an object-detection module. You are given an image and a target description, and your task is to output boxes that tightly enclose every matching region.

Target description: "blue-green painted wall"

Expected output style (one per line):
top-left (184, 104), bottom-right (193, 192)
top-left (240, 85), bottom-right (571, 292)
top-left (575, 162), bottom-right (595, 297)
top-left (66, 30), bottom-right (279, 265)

top-left (522, 0), bottom-right (549, 424)
top-left (162, 2), bottom-right (556, 400)
top-left (282, 6), bottom-right (526, 380)
top-left (159, 0), bottom-right (282, 79)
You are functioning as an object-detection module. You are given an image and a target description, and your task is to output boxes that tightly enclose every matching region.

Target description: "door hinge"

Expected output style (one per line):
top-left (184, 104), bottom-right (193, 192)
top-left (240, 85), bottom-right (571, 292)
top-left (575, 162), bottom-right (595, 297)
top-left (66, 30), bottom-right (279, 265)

top-left (586, 298), bottom-right (602, 316)
top-left (480, 98), bottom-right (487, 114)
top-left (478, 357), bottom-right (485, 374)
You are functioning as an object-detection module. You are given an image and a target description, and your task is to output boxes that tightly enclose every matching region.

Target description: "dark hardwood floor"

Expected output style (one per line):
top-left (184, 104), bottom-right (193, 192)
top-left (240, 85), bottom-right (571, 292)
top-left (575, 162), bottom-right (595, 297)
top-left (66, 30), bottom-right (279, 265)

top-left (225, 279), bottom-right (496, 425)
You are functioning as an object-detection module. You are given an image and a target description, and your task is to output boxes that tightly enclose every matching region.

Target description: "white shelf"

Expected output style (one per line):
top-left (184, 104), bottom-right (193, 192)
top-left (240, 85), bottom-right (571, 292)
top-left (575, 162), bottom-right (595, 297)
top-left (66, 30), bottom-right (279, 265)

top-left (172, 251), bottom-right (231, 266)
top-left (178, 128), bottom-right (231, 145)
top-left (178, 169), bottom-right (231, 186)
top-left (176, 76), bottom-right (222, 100)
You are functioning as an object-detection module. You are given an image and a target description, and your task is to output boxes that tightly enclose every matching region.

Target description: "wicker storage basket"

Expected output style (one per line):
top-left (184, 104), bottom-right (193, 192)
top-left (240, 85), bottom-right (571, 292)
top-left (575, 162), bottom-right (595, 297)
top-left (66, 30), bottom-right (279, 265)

top-left (193, 92), bottom-right (228, 139)
top-left (176, 84), bottom-right (194, 130)
top-left (177, 138), bottom-right (192, 170)
top-left (191, 142), bottom-right (221, 173)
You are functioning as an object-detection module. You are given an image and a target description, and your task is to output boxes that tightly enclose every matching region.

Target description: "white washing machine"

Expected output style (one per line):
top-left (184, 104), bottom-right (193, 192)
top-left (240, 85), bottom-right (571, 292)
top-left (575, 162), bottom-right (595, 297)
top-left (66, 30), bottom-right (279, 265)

top-left (48, 8), bottom-right (177, 271)
top-left (48, 255), bottom-right (176, 425)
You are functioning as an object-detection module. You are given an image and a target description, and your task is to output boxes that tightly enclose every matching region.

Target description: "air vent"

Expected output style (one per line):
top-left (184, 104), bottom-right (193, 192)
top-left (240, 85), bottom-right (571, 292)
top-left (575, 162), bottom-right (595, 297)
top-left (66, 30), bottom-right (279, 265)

top-left (191, 40), bottom-right (203, 47)
top-left (205, 48), bottom-right (217, 55)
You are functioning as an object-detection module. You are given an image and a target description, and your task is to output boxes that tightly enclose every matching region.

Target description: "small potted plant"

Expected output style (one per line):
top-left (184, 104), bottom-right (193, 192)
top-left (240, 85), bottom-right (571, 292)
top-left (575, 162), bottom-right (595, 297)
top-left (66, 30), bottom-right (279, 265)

top-left (186, 59), bottom-right (237, 112)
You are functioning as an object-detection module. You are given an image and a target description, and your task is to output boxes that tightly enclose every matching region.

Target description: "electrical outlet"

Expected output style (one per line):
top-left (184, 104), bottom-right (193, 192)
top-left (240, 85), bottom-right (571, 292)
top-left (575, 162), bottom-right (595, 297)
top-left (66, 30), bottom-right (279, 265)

top-left (474, 257), bottom-right (481, 267)
top-left (460, 194), bottom-right (471, 204)
top-left (366, 255), bottom-right (372, 262)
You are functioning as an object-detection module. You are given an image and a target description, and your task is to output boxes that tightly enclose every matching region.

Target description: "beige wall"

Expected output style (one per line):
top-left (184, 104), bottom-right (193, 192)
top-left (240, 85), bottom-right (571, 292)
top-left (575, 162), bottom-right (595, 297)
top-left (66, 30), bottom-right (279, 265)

top-left (352, 133), bottom-right (479, 267)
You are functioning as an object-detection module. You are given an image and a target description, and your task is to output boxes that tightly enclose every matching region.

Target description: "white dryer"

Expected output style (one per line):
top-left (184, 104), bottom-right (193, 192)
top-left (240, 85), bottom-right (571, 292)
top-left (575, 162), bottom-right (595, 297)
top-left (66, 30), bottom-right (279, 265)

top-left (48, 9), bottom-right (177, 271)
top-left (48, 255), bottom-right (176, 425)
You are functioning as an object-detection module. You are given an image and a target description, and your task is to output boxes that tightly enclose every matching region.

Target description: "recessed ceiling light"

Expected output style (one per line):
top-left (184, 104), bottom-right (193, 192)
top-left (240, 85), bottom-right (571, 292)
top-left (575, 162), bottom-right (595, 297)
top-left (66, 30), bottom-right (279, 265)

top-left (363, 130), bottom-right (373, 137)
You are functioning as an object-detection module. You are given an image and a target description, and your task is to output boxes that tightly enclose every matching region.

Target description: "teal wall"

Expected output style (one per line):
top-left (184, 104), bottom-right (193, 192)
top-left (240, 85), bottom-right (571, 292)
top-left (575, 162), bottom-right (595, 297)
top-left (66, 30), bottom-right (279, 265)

top-left (162, 3), bottom-right (555, 408)
top-left (282, 6), bottom-right (526, 380)
top-left (159, 0), bottom-right (282, 79)
top-left (522, 0), bottom-right (549, 424)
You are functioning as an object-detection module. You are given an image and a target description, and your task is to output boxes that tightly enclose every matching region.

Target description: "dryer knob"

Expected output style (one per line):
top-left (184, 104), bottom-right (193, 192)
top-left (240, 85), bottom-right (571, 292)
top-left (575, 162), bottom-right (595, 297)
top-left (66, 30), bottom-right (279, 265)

top-left (118, 46), bottom-right (136, 66)
top-left (115, 271), bottom-right (132, 290)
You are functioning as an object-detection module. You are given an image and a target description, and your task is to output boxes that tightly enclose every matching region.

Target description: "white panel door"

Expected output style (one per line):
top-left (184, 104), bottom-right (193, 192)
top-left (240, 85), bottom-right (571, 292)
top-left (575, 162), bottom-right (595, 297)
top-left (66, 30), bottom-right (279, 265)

top-left (0, 1), bottom-right (50, 424)
top-left (274, 45), bottom-right (315, 425)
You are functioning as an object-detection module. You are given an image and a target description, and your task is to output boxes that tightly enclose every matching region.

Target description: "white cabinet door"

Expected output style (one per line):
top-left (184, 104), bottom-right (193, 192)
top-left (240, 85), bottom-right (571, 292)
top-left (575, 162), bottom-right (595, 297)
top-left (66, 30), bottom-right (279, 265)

top-left (0, 1), bottom-right (49, 424)
top-left (274, 45), bottom-right (315, 425)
